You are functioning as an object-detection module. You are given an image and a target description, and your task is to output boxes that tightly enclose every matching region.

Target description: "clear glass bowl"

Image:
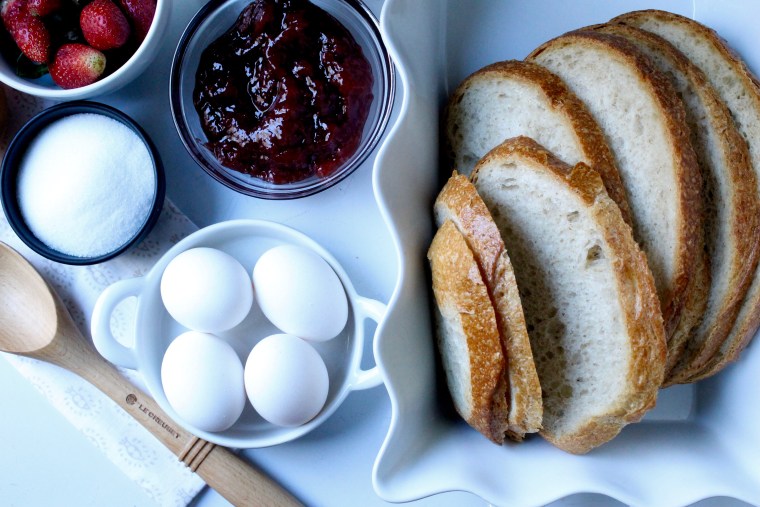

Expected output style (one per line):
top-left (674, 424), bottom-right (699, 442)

top-left (170, 0), bottom-right (395, 199)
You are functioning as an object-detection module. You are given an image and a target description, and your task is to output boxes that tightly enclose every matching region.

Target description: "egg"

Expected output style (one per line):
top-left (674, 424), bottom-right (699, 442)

top-left (161, 247), bottom-right (253, 332)
top-left (161, 331), bottom-right (246, 433)
top-left (252, 245), bottom-right (348, 341)
top-left (244, 334), bottom-right (329, 427)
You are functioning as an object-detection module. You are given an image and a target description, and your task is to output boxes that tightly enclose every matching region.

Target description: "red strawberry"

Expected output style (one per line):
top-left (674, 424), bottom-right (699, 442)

top-left (117, 0), bottom-right (154, 41)
top-left (50, 43), bottom-right (106, 88)
top-left (1, 0), bottom-right (50, 63)
top-left (0, 0), bottom-right (24, 26)
top-left (80, 0), bottom-right (130, 50)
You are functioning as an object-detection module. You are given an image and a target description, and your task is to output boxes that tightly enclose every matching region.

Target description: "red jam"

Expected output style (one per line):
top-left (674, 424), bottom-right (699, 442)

top-left (193, 0), bottom-right (374, 184)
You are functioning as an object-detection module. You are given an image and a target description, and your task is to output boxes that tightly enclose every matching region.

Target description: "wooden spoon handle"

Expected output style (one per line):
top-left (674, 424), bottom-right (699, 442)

top-left (196, 446), bottom-right (302, 507)
top-left (56, 326), bottom-right (301, 506)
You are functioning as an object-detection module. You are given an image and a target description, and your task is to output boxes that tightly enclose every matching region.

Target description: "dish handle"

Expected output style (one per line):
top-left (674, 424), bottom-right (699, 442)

top-left (350, 296), bottom-right (387, 390)
top-left (90, 277), bottom-right (145, 370)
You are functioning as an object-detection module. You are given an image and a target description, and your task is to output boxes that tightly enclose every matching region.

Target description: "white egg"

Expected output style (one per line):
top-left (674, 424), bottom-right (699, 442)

top-left (252, 245), bottom-right (348, 341)
top-left (161, 247), bottom-right (253, 332)
top-left (244, 334), bottom-right (329, 427)
top-left (161, 331), bottom-right (246, 433)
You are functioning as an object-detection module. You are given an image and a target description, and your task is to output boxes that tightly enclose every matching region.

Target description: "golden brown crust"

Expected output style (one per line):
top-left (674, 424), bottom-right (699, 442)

top-left (473, 137), bottom-right (666, 454)
top-left (612, 10), bottom-right (760, 382)
top-left (434, 172), bottom-right (543, 438)
top-left (427, 220), bottom-right (508, 444)
top-left (445, 61), bottom-right (633, 226)
top-left (528, 30), bottom-right (703, 356)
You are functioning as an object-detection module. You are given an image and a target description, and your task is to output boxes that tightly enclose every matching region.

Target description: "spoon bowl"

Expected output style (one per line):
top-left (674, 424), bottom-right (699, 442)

top-left (0, 242), bottom-right (66, 358)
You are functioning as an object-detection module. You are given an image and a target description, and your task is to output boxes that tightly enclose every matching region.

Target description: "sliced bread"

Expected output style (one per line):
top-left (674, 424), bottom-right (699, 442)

top-left (590, 23), bottom-right (760, 384)
top-left (434, 172), bottom-right (542, 440)
top-left (427, 219), bottom-right (509, 444)
top-left (472, 136), bottom-right (666, 454)
top-left (613, 10), bottom-right (760, 382)
top-left (444, 60), bottom-right (632, 225)
top-left (527, 30), bottom-right (703, 353)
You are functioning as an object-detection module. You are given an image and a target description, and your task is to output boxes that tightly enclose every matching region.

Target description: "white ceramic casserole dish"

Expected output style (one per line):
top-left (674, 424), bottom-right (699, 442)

top-left (370, 1), bottom-right (760, 505)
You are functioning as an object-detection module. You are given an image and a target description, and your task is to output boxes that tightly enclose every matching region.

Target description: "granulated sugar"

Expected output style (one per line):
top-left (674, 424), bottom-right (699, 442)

top-left (17, 113), bottom-right (155, 258)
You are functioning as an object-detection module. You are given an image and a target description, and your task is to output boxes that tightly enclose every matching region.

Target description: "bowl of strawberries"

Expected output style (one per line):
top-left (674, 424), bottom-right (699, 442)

top-left (0, 0), bottom-right (170, 99)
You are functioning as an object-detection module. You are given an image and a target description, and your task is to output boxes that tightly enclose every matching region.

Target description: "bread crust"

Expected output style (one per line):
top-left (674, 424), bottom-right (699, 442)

top-left (613, 9), bottom-right (760, 382)
top-left (428, 220), bottom-right (509, 444)
top-left (472, 137), bottom-right (666, 454)
top-left (444, 60), bottom-right (633, 226)
top-left (434, 172), bottom-right (543, 439)
top-left (590, 23), bottom-right (760, 384)
top-left (528, 30), bottom-right (703, 356)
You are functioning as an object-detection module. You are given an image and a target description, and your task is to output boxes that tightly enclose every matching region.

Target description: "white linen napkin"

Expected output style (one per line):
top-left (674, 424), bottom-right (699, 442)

top-left (0, 87), bottom-right (207, 507)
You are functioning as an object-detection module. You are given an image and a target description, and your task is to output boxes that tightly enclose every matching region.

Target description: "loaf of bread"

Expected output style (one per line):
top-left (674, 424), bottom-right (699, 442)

top-left (613, 10), bottom-right (760, 382)
top-left (444, 60), bottom-right (632, 226)
top-left (527, 31), bottom-right (703, 356)
top-left (434, 172), bottom-right (542, 440)
top-left (590, 22), bottom-right (760, 384)
top-left (472, 136), bottom-right (666, 454)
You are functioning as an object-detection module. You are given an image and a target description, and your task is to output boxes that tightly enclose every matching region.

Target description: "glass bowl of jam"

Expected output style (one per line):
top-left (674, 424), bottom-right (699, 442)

top-left (170, 0), bottom-right (395, 199)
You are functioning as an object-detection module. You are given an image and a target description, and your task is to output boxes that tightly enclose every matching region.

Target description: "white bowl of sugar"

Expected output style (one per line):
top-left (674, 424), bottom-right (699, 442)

top-left (0, 101), bottom-right (165, 265)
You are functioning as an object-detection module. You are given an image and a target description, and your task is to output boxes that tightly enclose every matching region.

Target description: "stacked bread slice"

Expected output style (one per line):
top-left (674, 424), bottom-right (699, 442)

top-left (586, 21), bottom-right (760, 385)
top-left (474, 137), bottom-right (665, 454)
top-left (433, 173), bottom-right (542, 441)
top-left (444, 60), bottom-right (632, 225)
top-left (527, 29), bottom-right (705, 359)
top-left (610, 9), bottom-right (760, 384)
top-left (431, 9), bottom-right (760, 452)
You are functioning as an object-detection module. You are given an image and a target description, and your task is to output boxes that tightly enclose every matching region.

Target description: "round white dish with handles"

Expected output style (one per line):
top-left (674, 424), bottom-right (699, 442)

top-left (91, 219), bottom-right (385, 448)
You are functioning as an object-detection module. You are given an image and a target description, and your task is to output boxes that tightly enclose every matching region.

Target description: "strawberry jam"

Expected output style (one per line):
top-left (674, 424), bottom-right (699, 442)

top-left (193, 0), bottom-right (374, 184)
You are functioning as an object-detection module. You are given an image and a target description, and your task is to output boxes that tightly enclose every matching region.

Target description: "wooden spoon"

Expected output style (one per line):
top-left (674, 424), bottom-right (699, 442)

top-left (0, 242), bottom-right (302, 507)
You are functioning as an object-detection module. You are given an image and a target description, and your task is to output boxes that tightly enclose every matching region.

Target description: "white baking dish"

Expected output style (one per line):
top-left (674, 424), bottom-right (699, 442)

top-left (370, 1), bottom-right (760, 505)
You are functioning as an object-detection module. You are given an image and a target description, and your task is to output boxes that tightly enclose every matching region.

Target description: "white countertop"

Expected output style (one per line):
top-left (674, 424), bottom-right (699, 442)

top-left (0, 0), bottom-right (756, 505)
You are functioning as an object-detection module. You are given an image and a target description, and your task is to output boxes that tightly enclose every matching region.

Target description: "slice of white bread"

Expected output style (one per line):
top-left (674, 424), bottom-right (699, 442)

top-left (613, 10), bottom-right (760, 382)
top-left (527, 31), bottom-right (703, 355)
top-left (444, 60), bottom-right (632, 226)
top-left (590, 23), bottom-right (760, 384)
top-left (434, 172), bottom-right (542, 440)
top-left (472, 136), bottom-right (666, 454)
top-left (427, 219), bottom-right (509, 444)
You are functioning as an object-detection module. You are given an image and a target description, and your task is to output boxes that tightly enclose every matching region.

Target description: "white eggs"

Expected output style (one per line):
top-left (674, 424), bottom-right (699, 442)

top-left (244, 334), bottom-right (329, 427)
top-left (253, 245), bottom-right (348, 342)
top-left (161, 331), bottom-right (246, 433)
top-left (161, 247), bottom-right (253, 332)
top-left (158, 242), bottom-right (348, 433)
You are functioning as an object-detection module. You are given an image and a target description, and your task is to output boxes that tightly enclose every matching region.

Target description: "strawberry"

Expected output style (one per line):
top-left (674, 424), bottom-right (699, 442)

top-left (1, 0), bottom-right (50, 63)
top-left (27, 0), bottom-right (60, 17)
top-left (80, 0), bottom-right (130, 50)
top-left (117, 0), bottom-right (154, 41)
top-left (0, 0), bottom-right (24, 26)
top-left (49, 42), bottom-right (105, 88)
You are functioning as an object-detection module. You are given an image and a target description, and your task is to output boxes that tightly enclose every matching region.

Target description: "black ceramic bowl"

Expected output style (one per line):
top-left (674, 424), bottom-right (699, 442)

top-left (0, 101), bottom-right (165, 265)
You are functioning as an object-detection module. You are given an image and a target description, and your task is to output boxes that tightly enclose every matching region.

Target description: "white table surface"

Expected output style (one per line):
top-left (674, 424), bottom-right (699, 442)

top-left (0, 0), bottom-right (756, 506)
